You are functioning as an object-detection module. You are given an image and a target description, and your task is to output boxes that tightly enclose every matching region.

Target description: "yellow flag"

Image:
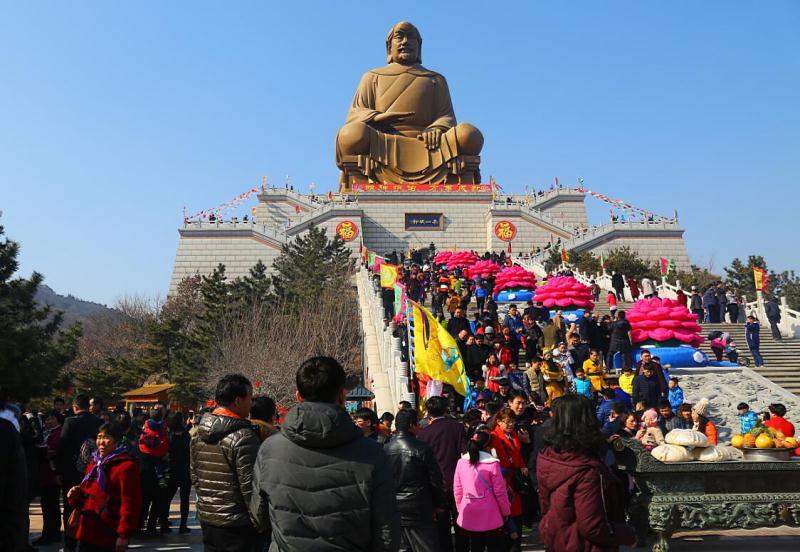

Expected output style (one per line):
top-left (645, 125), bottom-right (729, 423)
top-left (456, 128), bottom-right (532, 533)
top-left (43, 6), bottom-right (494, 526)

top-left (380, 263), bottom-right (398, 288)
top-left (753, 266), bottom-right (765, 291)
top-left (411, 301), bottom-right (469, 397)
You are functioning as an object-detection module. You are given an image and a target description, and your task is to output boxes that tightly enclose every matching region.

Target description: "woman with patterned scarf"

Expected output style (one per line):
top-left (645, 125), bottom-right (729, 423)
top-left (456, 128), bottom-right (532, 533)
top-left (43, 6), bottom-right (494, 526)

top-left (67, 421), bottom-right (142, 552)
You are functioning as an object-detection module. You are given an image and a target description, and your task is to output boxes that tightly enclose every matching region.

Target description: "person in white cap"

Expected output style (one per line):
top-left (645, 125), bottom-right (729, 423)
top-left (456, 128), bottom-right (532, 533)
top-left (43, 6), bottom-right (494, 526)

top-left (691, 398), bottom-right (717, 445)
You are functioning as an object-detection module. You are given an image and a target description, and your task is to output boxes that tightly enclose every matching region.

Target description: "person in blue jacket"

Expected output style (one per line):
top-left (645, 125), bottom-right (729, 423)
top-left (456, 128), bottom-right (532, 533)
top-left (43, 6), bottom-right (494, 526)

top-left (703, 286), bottom-right (720, 323)
top-left (503, 304), bottom-right (524, 337)
top-left (737, 402), bottom-right (759, 434)
top-left (596, 388), bottom-right (617, 423)
top-left (745, 315), bottom-right (764, 366)
top-left (573, 369), bottom-right (593, 399)
top-left (668, 377), bottom-right (684, 412)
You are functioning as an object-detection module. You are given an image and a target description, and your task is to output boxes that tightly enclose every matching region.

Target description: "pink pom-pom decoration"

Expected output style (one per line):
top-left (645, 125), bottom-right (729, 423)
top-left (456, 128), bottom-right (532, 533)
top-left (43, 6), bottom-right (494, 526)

top-left (468, 260), bottom-right (502, 280)
top-left (627, 297), bottom-right (705, 346)
top-left (532, 276), bottom-right (595, 311)
top-left (492, 266), bottom-right (538, 294)
top-left (432, 251), bottom-right (453, 265)
top-left (444, 251), bottom-right (479, 269)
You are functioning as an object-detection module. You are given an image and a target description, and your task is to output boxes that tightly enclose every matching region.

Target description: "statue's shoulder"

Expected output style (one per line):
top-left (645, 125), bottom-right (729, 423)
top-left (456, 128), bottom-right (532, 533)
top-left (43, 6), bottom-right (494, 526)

top-left (367, 64), bottom-right (443, 79)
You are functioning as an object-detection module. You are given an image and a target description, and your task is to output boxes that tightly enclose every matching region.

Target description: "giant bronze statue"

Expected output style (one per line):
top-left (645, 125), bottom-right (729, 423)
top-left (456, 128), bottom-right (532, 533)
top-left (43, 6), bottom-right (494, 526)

top-left (336, 21), bottom-right (483, 190)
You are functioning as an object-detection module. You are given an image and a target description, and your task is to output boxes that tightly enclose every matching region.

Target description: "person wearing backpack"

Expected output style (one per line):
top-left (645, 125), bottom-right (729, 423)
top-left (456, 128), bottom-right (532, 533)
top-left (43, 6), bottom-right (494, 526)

top-left (453, 428), bottom-right (511, 552)
top-left (139, 407), bottom-right (170, 535)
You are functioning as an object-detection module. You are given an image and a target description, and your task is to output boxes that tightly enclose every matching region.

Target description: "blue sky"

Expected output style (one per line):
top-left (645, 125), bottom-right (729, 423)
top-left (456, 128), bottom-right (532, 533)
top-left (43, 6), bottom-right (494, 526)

top-left (1, 1), bottom-right (798, 305)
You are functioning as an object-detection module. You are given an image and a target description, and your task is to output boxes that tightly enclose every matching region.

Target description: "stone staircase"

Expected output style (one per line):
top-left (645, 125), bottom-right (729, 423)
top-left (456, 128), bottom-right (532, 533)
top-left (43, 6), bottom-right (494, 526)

top-left (697, 323), bottom-right (800, 395)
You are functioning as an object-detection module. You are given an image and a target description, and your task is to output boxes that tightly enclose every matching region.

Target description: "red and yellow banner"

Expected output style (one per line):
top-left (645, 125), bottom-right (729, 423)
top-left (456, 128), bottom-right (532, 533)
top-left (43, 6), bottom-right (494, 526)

top-left (353, 183), bottom-right (492, 193)
top-left (494, 220), bottom-right (517, 241)
top-left (335, 220), bottom-right (358, 242)
top-left (753, 266), bottom-right (766, 291)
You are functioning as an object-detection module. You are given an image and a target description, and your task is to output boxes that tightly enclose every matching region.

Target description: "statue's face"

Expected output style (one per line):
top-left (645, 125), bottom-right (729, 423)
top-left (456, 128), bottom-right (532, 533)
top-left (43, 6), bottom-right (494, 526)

top-left (390, 26), bottom-right (419, 65)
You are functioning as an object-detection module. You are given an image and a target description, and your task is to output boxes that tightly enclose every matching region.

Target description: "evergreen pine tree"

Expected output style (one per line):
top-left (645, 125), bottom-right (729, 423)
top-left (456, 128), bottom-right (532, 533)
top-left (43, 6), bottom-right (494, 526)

top-left (604, 246), bottom-right (659, 280)
top-left (773, 270), bottom-right (800, 310)
top-left (271, 225), bottom-right (354, 303)
top-left (232, 260), bottom-right (274, 306)
top-left (0, 224), bottom-right (81, 399)
top-left (724, 256), bottom-right (768, 298)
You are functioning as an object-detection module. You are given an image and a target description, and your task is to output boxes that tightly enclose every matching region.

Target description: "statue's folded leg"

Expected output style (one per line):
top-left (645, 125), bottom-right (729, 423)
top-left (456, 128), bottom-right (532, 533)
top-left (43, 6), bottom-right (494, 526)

top-left (454, 122), bottom-right (484, 156)
top-left (336, 122), bottom-right (371, 157)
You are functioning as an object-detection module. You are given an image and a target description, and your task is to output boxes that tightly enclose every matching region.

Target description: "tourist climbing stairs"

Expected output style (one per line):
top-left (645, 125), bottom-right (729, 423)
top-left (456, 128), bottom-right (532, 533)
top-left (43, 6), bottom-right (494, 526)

top-left (698, 322), bottom-right (800, 396)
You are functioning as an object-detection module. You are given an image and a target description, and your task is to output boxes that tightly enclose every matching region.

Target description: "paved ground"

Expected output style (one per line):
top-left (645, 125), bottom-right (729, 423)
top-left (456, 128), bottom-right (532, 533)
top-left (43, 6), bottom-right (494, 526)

top-left (28, 497), bottom-right (800, 551)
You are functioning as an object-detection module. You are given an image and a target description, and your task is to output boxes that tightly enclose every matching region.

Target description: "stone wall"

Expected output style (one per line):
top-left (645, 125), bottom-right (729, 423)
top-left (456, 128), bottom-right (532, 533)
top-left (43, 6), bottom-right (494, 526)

top-left (535, 191), bottom-right (589, 229)
top-left (169, 188), bottom-right (692, 294)
top-left (256, 190), bottom-right (313, 227)
top-left (169, 228), bottom-right (282, 294)
top-left (357, 193), bottom-right (493, 252)
top-left (584, 234), bottom-right (691, 271)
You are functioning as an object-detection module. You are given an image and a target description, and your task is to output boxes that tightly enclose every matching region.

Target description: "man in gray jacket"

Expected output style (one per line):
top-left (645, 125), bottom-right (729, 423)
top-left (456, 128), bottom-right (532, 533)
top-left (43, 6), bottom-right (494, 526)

top-left (191, 373), bottom-right (261, 552)
top-left (251, 356), bottom-right (400, 551)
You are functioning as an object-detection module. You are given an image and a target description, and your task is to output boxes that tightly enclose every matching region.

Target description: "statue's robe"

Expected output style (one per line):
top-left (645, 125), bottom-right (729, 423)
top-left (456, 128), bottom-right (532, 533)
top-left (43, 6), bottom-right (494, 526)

top-left (336, 63), bottom-right (464, 184)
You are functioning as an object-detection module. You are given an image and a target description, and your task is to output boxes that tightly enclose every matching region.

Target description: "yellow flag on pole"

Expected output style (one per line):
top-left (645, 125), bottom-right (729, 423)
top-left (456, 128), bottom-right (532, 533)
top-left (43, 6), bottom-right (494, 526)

top-left (380, 263), bottom-right (398, 288)
top-left (410, 301), bottom-right (469, 396)
top-left (753, 266), bottom-right (766, 291)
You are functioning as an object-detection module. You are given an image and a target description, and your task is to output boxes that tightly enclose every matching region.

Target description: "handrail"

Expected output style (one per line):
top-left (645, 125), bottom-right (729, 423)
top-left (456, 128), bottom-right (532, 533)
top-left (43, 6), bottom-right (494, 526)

top-left (357, 268), bottom-right (414, 407)
top-left (490, 202), bottom-right (577, 235)
top-left (181, 219), bottom-right (288, 241)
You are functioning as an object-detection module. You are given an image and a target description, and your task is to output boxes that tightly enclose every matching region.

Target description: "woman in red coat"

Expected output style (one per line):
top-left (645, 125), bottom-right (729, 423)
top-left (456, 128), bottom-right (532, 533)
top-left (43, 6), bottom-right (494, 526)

top-left (67, 421), bottom-right (142, 552)
top-left (490, 407), bottom-right (527, 549)
top-left (536, 394), bottom-right (636, 552)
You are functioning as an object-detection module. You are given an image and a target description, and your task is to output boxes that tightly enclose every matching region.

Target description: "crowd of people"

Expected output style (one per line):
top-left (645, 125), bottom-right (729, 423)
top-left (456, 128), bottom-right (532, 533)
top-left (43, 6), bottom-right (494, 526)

top-left (2, 360), bottom-right (797, 552)
top-left (0, 248), bottom-right (793, 551)
top-left (0, 392), bottom-right (196, 552)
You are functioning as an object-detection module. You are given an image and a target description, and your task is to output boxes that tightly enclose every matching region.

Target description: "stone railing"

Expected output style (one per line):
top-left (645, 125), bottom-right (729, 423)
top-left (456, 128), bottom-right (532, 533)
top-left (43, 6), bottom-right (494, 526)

top-left (357, 268), bottom-right (415, 408)
top-left (181, 219), bottom-right (288, 241)
top-left (496, 187), bottom-right (584, 207)
top-left (289, 200), bottom-right (361, 229)
top-left (742, 293), bottom-right (800, 338)
top-left (500, 202), bottom-right (578, 234)
top-left (558, 219), bottom-right (681, 252)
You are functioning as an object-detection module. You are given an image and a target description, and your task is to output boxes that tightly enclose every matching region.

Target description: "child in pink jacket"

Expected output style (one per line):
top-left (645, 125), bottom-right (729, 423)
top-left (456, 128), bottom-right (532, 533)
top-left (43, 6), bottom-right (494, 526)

top-left (453, 429), bottom-right (511, 547)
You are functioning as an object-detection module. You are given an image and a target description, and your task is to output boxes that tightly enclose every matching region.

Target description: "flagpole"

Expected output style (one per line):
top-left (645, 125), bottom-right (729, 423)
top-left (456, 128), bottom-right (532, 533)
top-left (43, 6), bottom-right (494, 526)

top-left (406, 300), bottom-right (417, 408)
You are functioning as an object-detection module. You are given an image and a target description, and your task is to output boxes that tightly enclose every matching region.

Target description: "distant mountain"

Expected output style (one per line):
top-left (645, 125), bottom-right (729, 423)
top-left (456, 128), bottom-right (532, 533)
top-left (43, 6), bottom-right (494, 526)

top-left (35, 284), bottom-right (114, 326)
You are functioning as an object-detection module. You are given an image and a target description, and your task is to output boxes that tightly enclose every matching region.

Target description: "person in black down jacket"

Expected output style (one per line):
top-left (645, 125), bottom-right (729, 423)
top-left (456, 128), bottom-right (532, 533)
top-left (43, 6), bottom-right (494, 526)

top-left (163, 411), bottom-right (191, 533)
top-left (632, 364), bottom-right (663, 410)
top-left (415, 395), bottom-right (467, 552)
top-left (191, 374), bottom-right (261, 552)
top-left (250, 356), bottom-right (399, 551)
top-left (384, 408), bottom-right (444, 552)
top-left (56, 393), bottom-right (102, 552)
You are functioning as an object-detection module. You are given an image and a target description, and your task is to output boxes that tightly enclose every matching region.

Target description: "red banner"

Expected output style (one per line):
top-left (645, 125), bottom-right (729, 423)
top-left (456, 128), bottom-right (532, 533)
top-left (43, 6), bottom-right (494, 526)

top-left (353, 183), bottom-right (492, 193)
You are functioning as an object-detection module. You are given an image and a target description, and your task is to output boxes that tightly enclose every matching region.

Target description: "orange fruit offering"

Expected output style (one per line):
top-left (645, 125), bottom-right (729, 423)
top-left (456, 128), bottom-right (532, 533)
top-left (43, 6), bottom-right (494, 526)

top-left (730, 435), bottom-right (744, 448)
top-left (755, 433), bottom-right (774, 449)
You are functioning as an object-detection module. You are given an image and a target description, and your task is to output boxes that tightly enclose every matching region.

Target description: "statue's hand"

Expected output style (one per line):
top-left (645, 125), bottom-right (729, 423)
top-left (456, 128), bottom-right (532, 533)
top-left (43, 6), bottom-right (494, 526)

top-left (418, 128), bottom-right (442, 150)
top-left (373, 111), bottom-right (415, 124)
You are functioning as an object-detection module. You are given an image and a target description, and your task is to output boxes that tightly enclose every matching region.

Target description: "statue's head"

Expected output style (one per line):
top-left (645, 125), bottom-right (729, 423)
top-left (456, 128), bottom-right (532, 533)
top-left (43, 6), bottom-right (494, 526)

top-left (386, 21), bottom-right (422, 65)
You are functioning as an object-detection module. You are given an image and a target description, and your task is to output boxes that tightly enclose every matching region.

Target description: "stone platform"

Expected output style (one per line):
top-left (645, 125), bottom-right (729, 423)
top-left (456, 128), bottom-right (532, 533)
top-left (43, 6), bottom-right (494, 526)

top-left (169, 186), bottom-right (690, 293)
